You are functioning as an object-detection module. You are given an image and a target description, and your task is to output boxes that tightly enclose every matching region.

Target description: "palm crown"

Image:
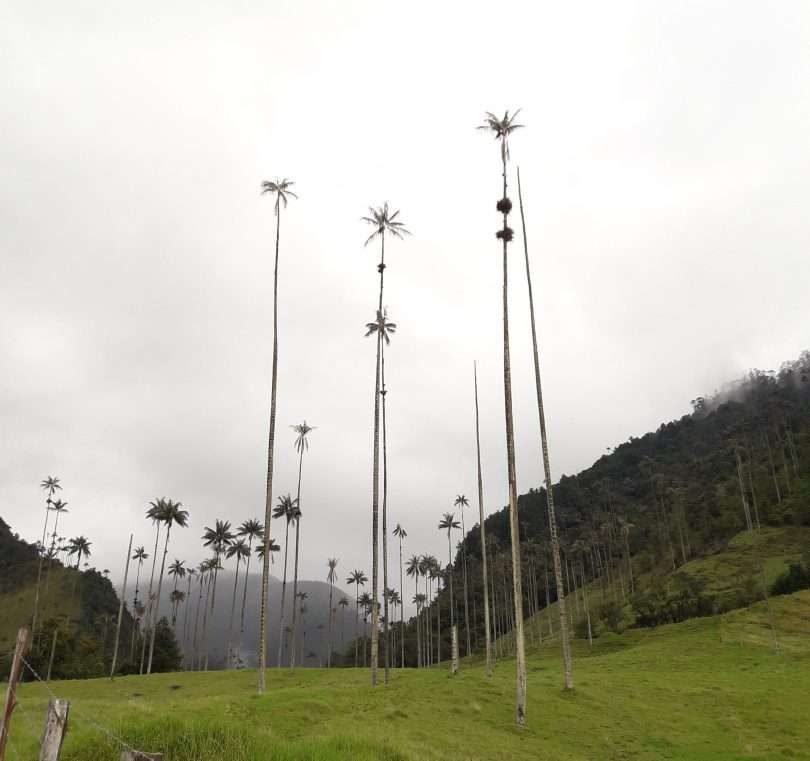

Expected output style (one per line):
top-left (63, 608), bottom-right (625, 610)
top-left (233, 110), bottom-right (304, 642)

top-left (405, 554), bottom-right (421, 578)
top-left (327, 557), bottom-right (338, 583)
top-left (273, 494), bottom-right (300, 523)
top-left (393, 523), bottom-right (407, 540)
top-left (132, 546), bottom-right (148, 562)
top-left (254, 539), bottom-right (281, 560)
top-left (227, 538), bottom-right (251, 562)
top-left (477, 109), bottom-right (524, 162)
top-left (260, 178), bottom-right (298, 215)
top-left (68, 536), bottom-right (91, 561)
top-left (238, 519), bottom-right (264, 541)
top-left (160, 499), bottom-right (189, 530)
top-left (361, 202), bottom-right (410, 247)
top-left (291, 421), bottom-right (316, 453)
top-left (168, 559), bottom-right (186, 579)
top-left (347, 569), bottom-right (367, 587)
top-left (41, 476), bottom-right (62, 502)
top-left (365, 309), bottom-right (396, 345)
top-left (438, 512), bottom-right (460, 533)
top-left (454, 495), bottom-right (469, 509)
top-left (203, 520), bottom-right (234, 553)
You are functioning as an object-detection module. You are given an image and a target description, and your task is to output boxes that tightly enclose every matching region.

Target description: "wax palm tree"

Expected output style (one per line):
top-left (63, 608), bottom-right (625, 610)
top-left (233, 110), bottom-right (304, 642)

top-left (170, 590), bottom-right (186, 624)
top-left (405, 554), bottom-right (422, 667)
top-left (44, 498), bottom-right (69, 597)
top-left (289, 421), bottom-right (315, 669)
top-left (140, 499), bottom-right (166, 674)
top-left (147, 499), bottom-right (189, 674)
top-left (295, 591), bottom-right (308, 667)
top-left (131, 546), bottom-right (148, 608)
top-left (393, 524), bottom-right (407, 668)
top-left (224, 538), bottom-right (250, 667)
top-left (33, 476), bottom-right (62, 633)
top-left (254, 538), bottom-right (280, 562)
top-left (358, 591), bottom-right (373, 666)
top-left (454, 495), bottom-right (472, 656)
top-left (479, 108), bottom-right (528, 723)
top-left (235, 519), bottom-right (264, 667)
top-left (67, 535), bottom-right (91, 570)
top-left (192, 559), bottom-right (212, 669)
top-left (362, 203), bottom-right (409, 687)
top-left (258, 176), bottom-right (298, 693)
top-left (201, 519), bottom-right (233, 670)
top-left (326, 557), bottom-right (338, 667)
top-left (338, 596), bottom-right (350, 650)
top-left (168, 559), bottom-right (186, 626)
top-left (273, 494), bottom-right (299, 666)
top-left (346, 569), bottom-right (367, 666)
top-left (515, 165), bottom-right (573, 691)
top-left (438, 512), bottom-right (460, 663)
top-left (473, 362), bottom-right (493, 676)
top-left (182, 567), bottom-right (197, 645)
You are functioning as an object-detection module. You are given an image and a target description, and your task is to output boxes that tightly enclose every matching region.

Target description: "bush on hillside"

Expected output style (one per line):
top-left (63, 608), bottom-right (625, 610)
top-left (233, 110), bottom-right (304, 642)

top-left (771, 563), bottom-right (810, 596)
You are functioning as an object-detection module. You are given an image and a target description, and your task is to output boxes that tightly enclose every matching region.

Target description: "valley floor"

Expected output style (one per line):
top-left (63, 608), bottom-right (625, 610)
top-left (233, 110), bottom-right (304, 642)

top-left (10, 591), bottom-right (810, 761)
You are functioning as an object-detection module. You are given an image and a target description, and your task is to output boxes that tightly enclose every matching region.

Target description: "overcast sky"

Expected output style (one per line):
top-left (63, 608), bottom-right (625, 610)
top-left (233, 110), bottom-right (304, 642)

top-left (2, 2), bottom-right (808, 612)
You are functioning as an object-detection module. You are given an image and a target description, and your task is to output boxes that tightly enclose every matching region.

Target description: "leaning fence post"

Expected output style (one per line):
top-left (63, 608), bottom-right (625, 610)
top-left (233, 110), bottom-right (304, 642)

top-left (0, 627), bottom-right (31, 761)
top-left (38, 699), bottom-right (69, 761)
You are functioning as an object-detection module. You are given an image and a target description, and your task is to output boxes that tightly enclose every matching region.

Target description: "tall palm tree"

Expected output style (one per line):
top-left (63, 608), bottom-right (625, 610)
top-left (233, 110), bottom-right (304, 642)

top-left (295, 591), bottom-right (308, 666)
top-left (140, 499), bottom-right (166, 674)
top-left (258, 176), bottom-right (298, 693)
top-left (473, 362), bottom-right (493, 676)
top-left (454, 495), bottom-right (472, 656)
top-left (167, 559), bottom-right (186, 626)
top-left (44, 498), bottom-right (69, 597)
top-left (147, 499), bottom-right (189, 674)
top-left (338, 596), bottom-right (349, 651)
top-left (273, 494), bottom-right (299, 666)
top-left (405, 554), bottom-right (422, 667)
top-left (225, 538), bottom-right (250, 667)
top-left (346, 569), bottom-right (367, 666)
top-left (479, 108), bottom-right (528, 724)
top-left (192, 559), bottom-right (212, 669)
top-left (366, 308), bottom-right (397, 682)
top-left (182, 567), bottom-right (197, 645)
top-left (362, 203), bottom-right (409, 687)
top-left (235, 519), bottom-right (264, 667)
top-left (326, 557), bottom-right (338, 667)
top-left (169, 590), bottom-right (185, 625)
top-left (201, 519), bottom-right (234, 670)
top-left (131, 546), bottom-right (148, 609)
top-left (358, 591), bottom-right (373, 666)
top-left (515, 166), bottom-right (573, 691)
top-left (289, 421), bottom-right (315, 669)
top-left (438, 512), bottom-right (460, 665)
top-left (393, 524), bottom-right (407, 668)
top-left (33, 476), bottom-right (62, 633)
top-left (67, 535), bottom-right (91, 570)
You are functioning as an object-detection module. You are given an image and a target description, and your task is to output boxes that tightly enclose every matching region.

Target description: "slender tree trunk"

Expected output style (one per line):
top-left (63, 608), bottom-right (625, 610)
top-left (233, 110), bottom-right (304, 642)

top-left (147, 524), bottom-right (172, 674)
top-left (290, 450), bottom-right (305, 669)
top-left (192, 572), bottom-right (204, 669)
top-left (764, 429), bottom-right (782, 503)
top-left (200, 572), bottom-right (212, 670)
top-left (32, 496), bottom-right (51, 636)
top-left (736, 448), bottom-right (753, 531)
top-left (226, 557), bottom-right (241, 668)
top-left (354, 586), bottom-right (359, 667)
top-left (258, 205), bottom-right (282, 693)
top-left (502, 159), bottom-right (527, 724)
top-left (327, 578), bottom-right (334, 668)
top-left (474, 363), bottom-right (493, 676)
top-left (460, 510), bottom-right (471, 657)
top-left (110, 534), bottom-right (133, 678)
top-left (277, 520), bottom-right (291, 667)
top-left (140, 523), bottom-right (161, 675)
top-left (399, 537), bottom-right (405, 668)
top-left (746, 444), bottom-right (761, 530)
top-left (381, 339), bottom-right (391, 684)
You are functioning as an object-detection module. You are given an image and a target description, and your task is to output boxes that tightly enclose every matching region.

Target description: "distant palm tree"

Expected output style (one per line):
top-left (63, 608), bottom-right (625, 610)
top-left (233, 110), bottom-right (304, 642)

top-left (236, 519), bottom-right (264, 667)
top-left (358, 591), bottom-right (373, 666)
top-left (405, 554), bottom-right (422, 667)
top-left (289, 422), bottom-right (315, 671)
top-left (131, 546), bottom-right (148, 608)
top-left (147, 499), bottom-right (189, 674)
top-left (67, 535), bottom-right (91, 570)
top-left (44, 498), bottom-right (69, 596)
top-left (346, 569), bottom-right (367, 666)
top-left (272, 494), bottom-right (299, 666)
top-left (362, 202), bottom-right (409, 687)
top-left (168, 559), bottom-right (186, 626)
top-left (393, 524), bottom-right (407, 668)
top-left (326, 557), bottom-right (338, 667)
top-left (295, 591), bottom-right (308, 666)
top-left (192, 559), bottom-right (212, 669)
top-left (478, 108), bottom-right (528, 723)
top-left (338, 596), bottom-right (350, 650)
top-left (258, 176), bottom-right (298, 694)
top-left (170, 589), bottom-right (186, 624)
top-left (182, 567), bottom-right (197, 645)
top-left (454, 495), bottom-right (472, 656)
top-left (201, 519), bottom-right (234, 670)
top-left (33, 476), bottom-right (62, 633)
top-left (438, 512), bottom-right (460, 665)
top-left (225, 538), bottom-right (250, 667)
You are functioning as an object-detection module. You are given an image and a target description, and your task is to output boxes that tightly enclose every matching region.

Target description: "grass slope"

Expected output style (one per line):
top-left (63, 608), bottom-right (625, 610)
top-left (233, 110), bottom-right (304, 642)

top-left (9, 591), bottom-right (810, 761)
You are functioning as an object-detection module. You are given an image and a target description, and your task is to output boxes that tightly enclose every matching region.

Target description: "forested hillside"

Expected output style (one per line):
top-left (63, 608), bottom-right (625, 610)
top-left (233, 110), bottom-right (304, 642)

top-left (387, 352), bottom-right (810, 664)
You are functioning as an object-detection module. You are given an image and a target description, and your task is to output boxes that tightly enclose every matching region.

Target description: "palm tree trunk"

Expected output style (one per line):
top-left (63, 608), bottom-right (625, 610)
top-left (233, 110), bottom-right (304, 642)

top-left (354, 585), bottom-right (359, 667)
top-left (381, 339), bottom-right (391, 684)
top-left (200, 572), bottom-right (212, 670)
top-left (236, 538), bottom-right (253, 668)
top-left (399, 538), bottom-right (405, 668)
top-left (436, 577), bottom-right (441, 664)
top-left (140, 523), bottom-right (161, 675)
top-left (192, 573), bottom-right (204, 669)
top-left (764, 429), bottom-right (782, 503)
top-left (258, 205), bottom-right (282, 693)
top-left (516, 167), bottom-right (571, 693)
top-left (277, 520), bottom-right (291, 667)
top-left (460, 510), bottom-right (471, 657)
top-left (226, 557), bottom-right (241, 668)
top-left (32, 496), bottom-right (51, 636)
top-left (290, 447), bottom-right (305, 669)
top-left (327, 578), bottom-right (334, 668)
top-left (502, 159), bottom-right (527, 724)
top-left (147, 524), bottom-right (172, 674)
top-left (110, 534), bottom-right (133, 678)
top-left (183, 574), bottom-right (193, 645)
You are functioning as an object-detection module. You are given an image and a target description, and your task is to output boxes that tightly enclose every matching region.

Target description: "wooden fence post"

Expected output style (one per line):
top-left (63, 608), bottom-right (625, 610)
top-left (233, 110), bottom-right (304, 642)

top-left (38, 699), bottom-right (69, 761)
top-left (0, 627), bottom-right (31, 761)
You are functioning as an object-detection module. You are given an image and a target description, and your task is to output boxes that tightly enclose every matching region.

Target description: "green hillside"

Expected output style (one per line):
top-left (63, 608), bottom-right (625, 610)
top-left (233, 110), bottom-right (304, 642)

top-left (10, 590), bottom-right (810, 761)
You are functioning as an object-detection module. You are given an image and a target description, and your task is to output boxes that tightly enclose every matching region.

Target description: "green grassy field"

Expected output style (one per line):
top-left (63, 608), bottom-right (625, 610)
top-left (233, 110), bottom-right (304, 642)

top-left (9, 590), bottom-right (810, 761)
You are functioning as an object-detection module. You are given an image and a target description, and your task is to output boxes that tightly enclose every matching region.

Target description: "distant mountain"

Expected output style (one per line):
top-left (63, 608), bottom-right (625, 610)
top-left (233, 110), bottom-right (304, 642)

top-left (162, 570), bottom-right (367, 668)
